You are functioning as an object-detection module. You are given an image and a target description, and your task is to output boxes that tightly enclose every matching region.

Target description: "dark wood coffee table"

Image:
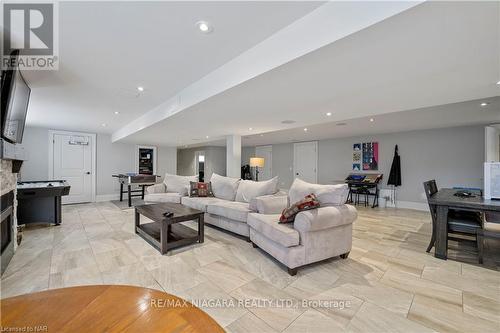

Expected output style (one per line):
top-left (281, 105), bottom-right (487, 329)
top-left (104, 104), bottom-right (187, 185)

top-left (134, 203), bottom-right (204, 254)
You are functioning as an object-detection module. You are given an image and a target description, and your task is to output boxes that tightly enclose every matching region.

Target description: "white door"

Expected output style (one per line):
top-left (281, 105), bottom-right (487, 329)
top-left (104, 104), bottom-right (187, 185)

top-left (51, 132), bottom-right (94, 204)
top-left (293, 141), bottom-right (318, 183)
top-left (255, 146), bottom-right (272, 181)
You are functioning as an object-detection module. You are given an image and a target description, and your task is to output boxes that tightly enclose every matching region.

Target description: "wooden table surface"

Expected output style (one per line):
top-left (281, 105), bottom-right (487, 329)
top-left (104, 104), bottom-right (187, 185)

top-left (0, 285), bottom-right (225, 333)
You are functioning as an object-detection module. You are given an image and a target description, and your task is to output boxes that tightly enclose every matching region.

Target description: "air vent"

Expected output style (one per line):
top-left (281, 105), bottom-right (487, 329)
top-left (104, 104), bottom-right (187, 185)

top-left (336, 122), bottom-right (347, 126)
top-left (281, 120), bottom-right (296, 124)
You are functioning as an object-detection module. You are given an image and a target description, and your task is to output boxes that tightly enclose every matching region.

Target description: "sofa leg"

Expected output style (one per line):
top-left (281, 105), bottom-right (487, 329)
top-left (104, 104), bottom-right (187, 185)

top-left (252, 242), bottom-right (258, 248)
top-left (246, 237), bottom-right (251, 243)
top-left (340, 252), bottom-right (350, 259)
top-left (287, 267), bottom-right (298, 276)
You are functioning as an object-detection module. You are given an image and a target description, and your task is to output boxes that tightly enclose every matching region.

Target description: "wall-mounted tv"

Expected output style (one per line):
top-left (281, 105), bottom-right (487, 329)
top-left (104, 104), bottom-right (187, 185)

top-left (1, 50), bottom-right (31, 144)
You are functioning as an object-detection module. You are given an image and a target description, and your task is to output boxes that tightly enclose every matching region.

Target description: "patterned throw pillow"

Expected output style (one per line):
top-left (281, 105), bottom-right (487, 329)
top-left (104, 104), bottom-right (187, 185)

top-left (189, 182), bottom-right (214, 197)
top-left (279, 193), bottom-right (320, 223)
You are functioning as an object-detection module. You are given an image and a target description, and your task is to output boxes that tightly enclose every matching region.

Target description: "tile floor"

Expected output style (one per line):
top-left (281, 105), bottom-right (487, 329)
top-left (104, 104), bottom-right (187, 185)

top-left (1, 202), bottom-right (500, 332)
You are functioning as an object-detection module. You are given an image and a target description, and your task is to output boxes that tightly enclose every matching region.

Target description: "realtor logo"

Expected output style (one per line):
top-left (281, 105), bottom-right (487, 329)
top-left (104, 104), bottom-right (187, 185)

top-left (2, 2), bottom-right (59, 70)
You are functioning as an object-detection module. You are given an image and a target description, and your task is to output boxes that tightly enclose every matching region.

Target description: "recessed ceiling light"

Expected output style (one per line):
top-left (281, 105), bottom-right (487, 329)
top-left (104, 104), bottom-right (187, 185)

top-left (196, 21), bottom-right (213, 33)
top-left (303, 128), bottom-right (308, 132)
top-left (481, 102), bottom-right (489, 107)
top-left (205, 135), bottom-right (209, 139)
top-left (326, 112), bottom-right (332, 116)
top-left (249, 127), bottom-right (253, 131)
top-left (281, 120), bottom-right (296, 124)
top-left (114, 111), bottom-right (119, 115)
top-left (137, 86), bottom-right (144, 92)
top-left (496, 81), bottom-right (500, 85)
top-left (101, 123), bottom-right (107, 127)
top-left (370, 118), bottom-right (374, 122)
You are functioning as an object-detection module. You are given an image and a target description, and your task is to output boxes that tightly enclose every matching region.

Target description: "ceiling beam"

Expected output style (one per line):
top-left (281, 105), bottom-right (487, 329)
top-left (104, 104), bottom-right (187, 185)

top-left (111, 1), bottom-right (423, 142)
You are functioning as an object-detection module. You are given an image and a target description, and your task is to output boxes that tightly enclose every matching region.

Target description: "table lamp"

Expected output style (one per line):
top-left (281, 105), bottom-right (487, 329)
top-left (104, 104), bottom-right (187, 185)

top-left (250, 157), bottom-right (265, 181)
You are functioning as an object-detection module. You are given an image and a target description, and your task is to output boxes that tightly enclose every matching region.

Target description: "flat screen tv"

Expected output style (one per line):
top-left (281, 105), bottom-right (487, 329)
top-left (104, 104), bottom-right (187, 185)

top-left (1, 50), bottom-right (31, 144)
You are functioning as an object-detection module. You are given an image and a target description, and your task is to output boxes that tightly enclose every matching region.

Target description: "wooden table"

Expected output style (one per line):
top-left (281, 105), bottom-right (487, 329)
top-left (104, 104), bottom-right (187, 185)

top-left (0, 285), bottom-right (224, 333)
top-left (135, 203), bottom-right (204, 254)
top-left (428, 188), bottom-right (500, 259)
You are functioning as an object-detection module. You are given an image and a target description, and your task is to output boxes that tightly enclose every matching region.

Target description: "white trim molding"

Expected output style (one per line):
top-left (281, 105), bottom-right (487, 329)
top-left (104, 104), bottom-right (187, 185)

top-left (395, 201), bottom-right (429, 212)
top-left (96, 194), bottom-right (120, 202)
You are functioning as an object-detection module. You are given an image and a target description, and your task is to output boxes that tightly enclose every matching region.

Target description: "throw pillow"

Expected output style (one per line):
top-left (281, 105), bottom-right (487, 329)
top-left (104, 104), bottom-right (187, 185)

top-left (163, 173), bottom-right (198, 196)
top-left (279, 193), bottom-right (320, 223)
top-left (189, 182), bottom-right (214, 197)
top-left (235, 176), bottom-right (279, 203)
top-left (210, 173), bottom-right (241, 201)
top-left (289, 178), bottom-right (349, 206)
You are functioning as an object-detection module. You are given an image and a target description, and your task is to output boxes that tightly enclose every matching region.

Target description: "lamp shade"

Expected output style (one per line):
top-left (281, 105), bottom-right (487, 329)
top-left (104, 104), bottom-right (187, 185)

top-left (250, 157), bottom-right (265, 168)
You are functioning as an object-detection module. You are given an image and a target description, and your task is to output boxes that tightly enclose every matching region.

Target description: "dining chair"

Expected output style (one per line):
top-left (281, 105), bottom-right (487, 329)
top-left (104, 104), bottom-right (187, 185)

top-left (477, 212), bottom-right (500, 264)
top-left (423, 180), bottom-right (483, 253)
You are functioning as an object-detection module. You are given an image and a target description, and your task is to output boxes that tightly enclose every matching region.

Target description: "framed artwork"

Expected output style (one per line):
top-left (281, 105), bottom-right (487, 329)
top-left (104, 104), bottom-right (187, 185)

top-left (352, 143), bottom-right (362, 170)
top-left (362, 142), bottom-right (379, 171)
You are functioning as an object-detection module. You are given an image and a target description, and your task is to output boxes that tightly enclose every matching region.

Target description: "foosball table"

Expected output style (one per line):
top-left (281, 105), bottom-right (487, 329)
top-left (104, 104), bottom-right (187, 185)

top-left (112, 174), bottom-right (160, 207)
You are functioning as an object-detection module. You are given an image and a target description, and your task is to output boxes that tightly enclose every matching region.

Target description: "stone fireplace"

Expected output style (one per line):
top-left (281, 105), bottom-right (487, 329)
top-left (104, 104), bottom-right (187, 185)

top-left (1, 159), bottom-right (18, 275)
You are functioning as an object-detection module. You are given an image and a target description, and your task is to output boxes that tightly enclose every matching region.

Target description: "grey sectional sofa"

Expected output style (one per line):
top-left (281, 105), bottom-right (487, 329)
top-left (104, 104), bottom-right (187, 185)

top-left (144, 174), bottom-right (357, 275)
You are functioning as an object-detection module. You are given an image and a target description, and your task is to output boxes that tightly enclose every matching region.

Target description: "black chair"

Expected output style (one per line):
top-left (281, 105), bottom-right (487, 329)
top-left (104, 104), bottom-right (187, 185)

top-left (351, 185), bottom-right (369, 207)
top-left (423, 180), bottom-right (482, 253)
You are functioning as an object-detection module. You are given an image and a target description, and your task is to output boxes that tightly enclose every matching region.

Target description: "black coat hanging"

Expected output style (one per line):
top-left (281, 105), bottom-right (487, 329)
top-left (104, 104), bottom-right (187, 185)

top-left (387, 145), bottom-right (402, 186)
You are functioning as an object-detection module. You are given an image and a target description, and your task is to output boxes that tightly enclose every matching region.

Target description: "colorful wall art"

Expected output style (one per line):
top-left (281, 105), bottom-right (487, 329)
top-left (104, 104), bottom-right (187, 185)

top-left (362, 142), bottom-right (379, 171)
top-left (352, 143), bottom-right (362, 171)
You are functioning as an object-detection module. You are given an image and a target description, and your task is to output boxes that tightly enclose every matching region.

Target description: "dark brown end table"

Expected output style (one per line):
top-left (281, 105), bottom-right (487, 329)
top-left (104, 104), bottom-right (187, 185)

top-left (134, 203), bottom-right (204, 254)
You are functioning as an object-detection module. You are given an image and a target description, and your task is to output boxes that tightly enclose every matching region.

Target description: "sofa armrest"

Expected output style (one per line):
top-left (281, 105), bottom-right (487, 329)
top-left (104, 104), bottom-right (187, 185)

top-left (250, 193), bottom-right (289, 214)
top-left (146, 183), bottom-right (166, 194)
top-left (294, 205), bottom-right (357, 233)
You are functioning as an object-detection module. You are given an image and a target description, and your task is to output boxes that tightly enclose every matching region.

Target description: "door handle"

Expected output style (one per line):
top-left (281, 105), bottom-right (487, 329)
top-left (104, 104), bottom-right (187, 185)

top-left (296, 173), bottom-right (299, 175)
top-left (86, 172), bottom-right (91, 175)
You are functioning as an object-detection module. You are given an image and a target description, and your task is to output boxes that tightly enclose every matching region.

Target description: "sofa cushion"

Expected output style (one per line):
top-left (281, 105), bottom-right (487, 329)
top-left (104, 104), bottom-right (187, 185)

top-left (289, 178), bottom-right (349, 206)
top-left (207, 201), bottom-right (251, 223)
top-left (189, 182), bottom-right (214, 197)
top-left (181, 196), bottom-right (226, 212)
top-left (164, 173), bottom-right (198, 196)
top-left (235, 177), bottom-right (279, 203)
top-left (247, 213), bottom-right (300, 247)
top-left (253, 194), bottom-right (289, 214)
top-left (144, 193), bottom-right (182, 204)
top-left (280, 193), bottom-right (320, 223)
top-left (210, 173), bottom-right (240, 201)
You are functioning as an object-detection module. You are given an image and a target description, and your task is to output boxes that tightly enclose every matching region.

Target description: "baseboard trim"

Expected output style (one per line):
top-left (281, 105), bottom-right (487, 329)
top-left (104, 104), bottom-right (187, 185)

top-left (395, 200), bottom-right (429, 212)
top-left (95, 194), bottom-right (120, 202)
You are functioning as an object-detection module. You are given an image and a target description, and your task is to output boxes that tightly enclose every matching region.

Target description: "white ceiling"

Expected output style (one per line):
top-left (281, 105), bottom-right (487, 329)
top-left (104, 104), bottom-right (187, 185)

top-left (19, 1), bottom-right (500, 147)
top-left (118, 1), bottom-right (500, 147)
top-left (22, 1), bottom-right (323, 131)
top-left (241, 97), bottom-right (500, 147)
top-left (179, 97), bottom-right (500, 148)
